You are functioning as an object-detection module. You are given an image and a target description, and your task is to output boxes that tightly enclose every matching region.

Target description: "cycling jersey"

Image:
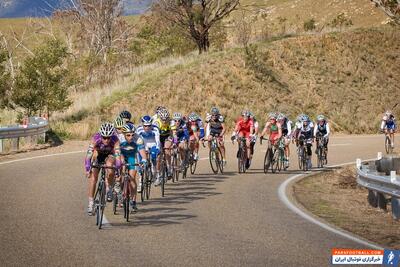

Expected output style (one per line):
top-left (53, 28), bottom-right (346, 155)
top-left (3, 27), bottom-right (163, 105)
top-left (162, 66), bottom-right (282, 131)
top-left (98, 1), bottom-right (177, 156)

top-left (235, 117), bottom-right (254, 138)
top-left (381, 115), bottom-right (396, 130)
top-left (136, 125), bottom-right (161, 150)
top-left (188, 119), bottom-right (205, 139)
top-left (314, 122), bottom-right (330, 138)
top-left (206, 115), bottom-right (224, 136)
top-left (171, 119), bottom-right (189, 141)
top-left (280, 118), bottom-right (292, 137)
top-left (120, 136), bottom-right (145, 170)
top-left (84, 133), bottom-right (120, 172)
top-left (154, 118), bottom-right (172, 137)
top-left (299, 124), bottom-right (314, 140)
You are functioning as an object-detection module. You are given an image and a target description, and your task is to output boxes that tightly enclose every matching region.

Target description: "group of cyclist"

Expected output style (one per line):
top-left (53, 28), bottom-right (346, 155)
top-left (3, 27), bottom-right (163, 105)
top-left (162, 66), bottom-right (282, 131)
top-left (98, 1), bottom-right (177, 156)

top-left (84, 106), bottom-right (396, 215)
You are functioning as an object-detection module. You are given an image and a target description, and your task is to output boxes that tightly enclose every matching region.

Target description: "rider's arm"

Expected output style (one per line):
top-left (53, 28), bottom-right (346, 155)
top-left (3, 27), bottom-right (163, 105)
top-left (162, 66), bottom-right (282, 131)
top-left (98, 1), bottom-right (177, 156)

top-left (84, 140), bottom-right (96, 173)
top-left (380, 120), bottom-right (386, 131)
top-left (113, 141), bottom-right (122, 169)
top-left (249, 120), bottom-right (254, 136)
top-left (277, 123), bottom-right (282, 140)
top-left (286, 121), bottom-right (292, 137)
top-left (221, 122), bottom-right (226, 136)
top-left (260, 122), bottom-right (270, 137)
top-left (325, 123), bottom-right (330, 138)
top-left (154, 128), bottom-right (161, 150)
top-left (313, 124), bottom-right (318, 138)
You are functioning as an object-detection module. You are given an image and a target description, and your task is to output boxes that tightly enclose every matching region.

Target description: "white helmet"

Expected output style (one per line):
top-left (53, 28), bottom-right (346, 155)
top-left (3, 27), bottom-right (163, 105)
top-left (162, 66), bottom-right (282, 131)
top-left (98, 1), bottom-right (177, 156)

top-left (99, 122), bottom-right (115, 137)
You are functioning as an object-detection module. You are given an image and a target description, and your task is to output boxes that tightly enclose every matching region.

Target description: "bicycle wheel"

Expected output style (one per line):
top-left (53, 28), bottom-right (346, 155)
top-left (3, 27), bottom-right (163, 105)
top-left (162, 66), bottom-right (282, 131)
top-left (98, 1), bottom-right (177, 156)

top-left (271, 150), bottom-right (279, 173)
top-left (123, 196), bottom-right (129, 222)
top-left (182, 150), bottom-right (189, 179)
top-left (140, 172), bottom-right (146, 202)
top-left (317, 146), bottom-right (322, 168)
top-left (98, 182), bottom-right (106, 229)
top-left (297, 147), bottom-right (303, 170)
top-left (217, 148), bottom-right (224, 173)
top-left (264, 149), bottom-right (272, 173)
top-left (277, 150), bottom-right (284, 172)
top-left (385, 136), bottom-right (392, 154)
top-left (112, 190), bottom-right (117, 215)
top-left (161, 162), bottom-right (166, 197)
top-left (302, 149), bottom-right (308, 171)
top-left (146, 166), bottom-right (151, 200)
top-left (238, 149), bottom-right (244, 173)
top-left (190, 153), bottom-right (197, 174)
top-left (209, 149), bottom-right (219, 174)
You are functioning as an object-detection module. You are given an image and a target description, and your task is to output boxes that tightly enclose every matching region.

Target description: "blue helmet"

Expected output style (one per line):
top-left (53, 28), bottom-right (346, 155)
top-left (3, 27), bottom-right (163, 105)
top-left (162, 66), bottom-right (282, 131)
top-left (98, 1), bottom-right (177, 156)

top-left (141, 115), bottom-right (152, 126)
top-left (122, 123), bottom-right (136, 133)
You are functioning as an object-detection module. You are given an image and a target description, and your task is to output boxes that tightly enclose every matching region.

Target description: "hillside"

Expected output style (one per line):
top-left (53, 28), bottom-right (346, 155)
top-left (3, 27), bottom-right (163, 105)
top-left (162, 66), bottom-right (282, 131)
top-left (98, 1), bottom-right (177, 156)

top-left (53, 26), bottom-right (400, 139)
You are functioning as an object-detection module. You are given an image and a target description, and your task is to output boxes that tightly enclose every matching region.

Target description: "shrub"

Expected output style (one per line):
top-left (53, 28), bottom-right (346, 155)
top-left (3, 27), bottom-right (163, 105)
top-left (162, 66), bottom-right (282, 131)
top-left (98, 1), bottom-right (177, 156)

top-left (303, 18), bottom-right (316, 32)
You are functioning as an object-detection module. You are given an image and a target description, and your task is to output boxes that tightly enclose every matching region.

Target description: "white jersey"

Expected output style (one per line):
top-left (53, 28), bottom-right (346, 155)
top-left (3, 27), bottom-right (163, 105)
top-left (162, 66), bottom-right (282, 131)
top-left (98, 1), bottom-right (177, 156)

top-left (136, 125), bottom-right (160, 150)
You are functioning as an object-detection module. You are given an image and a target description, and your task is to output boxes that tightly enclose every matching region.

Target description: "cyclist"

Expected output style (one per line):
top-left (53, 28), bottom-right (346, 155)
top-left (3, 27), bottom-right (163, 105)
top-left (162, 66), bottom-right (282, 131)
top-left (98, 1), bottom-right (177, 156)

top-left (187, 112), bottom-right (205, 161)
top-left (277, 113), bottom-right (292, 168)
top-left (249, 112), bottom-right (259, 161)
top-left (381, 110), bottom-right (396, 149)
top-left (153, 109), bottom-right (173, 185)
top-left (171, 112), bottom-right (190, 167)
top-left (136, 115), bottom-right (161, 180)
top-left (314, 115), bottom-right (330, 153)
top-left (298, 115), bottom-right (314, 169)
top-left (205, 107), bottom-right (226, 165)
top-left (119, 110), bottom-right (133, 124)
top-left (260, 112), bottom-right (282, 147)
top-left (152, 106), bottom-right (167, 122)
top-left (232, 110), bottom-right (254, 169)
top-left (84, 122), bottom-right (121, 215)
top-left (120, 123), bottom-right (147, 212)
top-left (114, 115), bottom-right (126, 143)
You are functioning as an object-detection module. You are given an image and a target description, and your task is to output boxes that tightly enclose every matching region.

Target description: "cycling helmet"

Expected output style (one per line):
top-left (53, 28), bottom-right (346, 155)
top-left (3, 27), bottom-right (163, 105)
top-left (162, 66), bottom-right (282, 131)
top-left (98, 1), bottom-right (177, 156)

top-left (155, 106), bottom-right (167, 115)
top-left (119, 110), bottom-right (132, 121)
top-left (188, 112), bottom-right (198, 122)
top-left (242, 110), bottom-right (250, 117)
top-left (99, 122), bottom-right (115, 137)
top-left (211, 107), bottom-right (219, 115)
top-left (159, 109), bottom-right (170, 121)
top-left (173, 112), bottom-right (182, 121)
top-left (317, 115), bottom-right (325, 121)
top-left (301, 114), bottom-right (310, 122)
top-left (268, 112), bottom-right (277, 119)
top-left (122, 122), bottom-right (135, 133)
top-left (114, 115), bottom-right (125, 129)
top-left (141, 115), bottom-right (152, 126)
top-left (296, 114), bottom-right (305, 122)
top-left (277, 113), bottom-right (286, 121)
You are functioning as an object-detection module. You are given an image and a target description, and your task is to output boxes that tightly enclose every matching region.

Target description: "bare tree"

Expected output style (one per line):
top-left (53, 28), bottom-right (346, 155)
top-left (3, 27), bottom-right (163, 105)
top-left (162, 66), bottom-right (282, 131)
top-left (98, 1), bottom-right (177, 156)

top-left (156, 0), bottom-right (240, 53)
top-left (371, 0), bottom-right (400, 24)
top-left (235, 10), bottom-right (252, 48)
top-left (64, 0), bottom-right (131, 63)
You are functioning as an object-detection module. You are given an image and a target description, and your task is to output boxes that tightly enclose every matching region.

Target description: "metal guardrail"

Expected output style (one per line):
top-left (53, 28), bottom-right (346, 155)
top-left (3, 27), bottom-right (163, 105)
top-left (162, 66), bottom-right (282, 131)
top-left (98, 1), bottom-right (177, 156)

top-left (356, 154), bottom-right (400, 220)
top-left (0, 118), bottom-right (49, 152)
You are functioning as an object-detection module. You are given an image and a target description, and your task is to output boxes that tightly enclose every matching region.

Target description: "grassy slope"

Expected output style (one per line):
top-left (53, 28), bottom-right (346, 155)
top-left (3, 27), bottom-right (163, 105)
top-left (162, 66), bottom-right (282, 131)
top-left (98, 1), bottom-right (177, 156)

top-left (59, 26), bottom-right (399, 139)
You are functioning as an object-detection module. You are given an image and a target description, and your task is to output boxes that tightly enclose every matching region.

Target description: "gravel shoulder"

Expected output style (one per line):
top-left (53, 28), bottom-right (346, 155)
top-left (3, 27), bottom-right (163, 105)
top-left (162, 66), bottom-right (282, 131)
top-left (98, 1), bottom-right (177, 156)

top-left (292, 166), bottom-right (400, 249)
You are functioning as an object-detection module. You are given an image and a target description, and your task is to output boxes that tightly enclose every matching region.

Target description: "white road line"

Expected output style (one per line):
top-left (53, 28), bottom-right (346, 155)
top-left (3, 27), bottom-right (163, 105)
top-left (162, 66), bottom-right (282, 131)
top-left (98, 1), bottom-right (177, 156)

top-left (278, 158), bottom-right (384, 250)
top-left (0, 150), bottom-right (85, 166)
top-left (330, 143), bottom-right (351, 147)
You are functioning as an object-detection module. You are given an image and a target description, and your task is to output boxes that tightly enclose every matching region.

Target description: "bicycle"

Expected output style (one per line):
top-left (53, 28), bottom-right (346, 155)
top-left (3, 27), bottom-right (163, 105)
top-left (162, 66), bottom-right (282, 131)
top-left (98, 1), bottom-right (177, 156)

top-left (205, 136), bottom-right (224, 174)
top-left (171, 143), bottom-right (181, 182)
top-left (235, 136), bottom-right (248, 173)
top-left (261, 137), bottom-right (282, 173)
top-left (316, 134), bottom-right (328, 168)
top-left (159, 148), bottom-right (168, 197)
top-left (384, 132), bottom-right (394, 154)
top-left (91, 163), bottom-right (117, 229)
top-left (141, 151), bottom-right (154, 202)
top-left (297, 135), bottom-right (311, 171)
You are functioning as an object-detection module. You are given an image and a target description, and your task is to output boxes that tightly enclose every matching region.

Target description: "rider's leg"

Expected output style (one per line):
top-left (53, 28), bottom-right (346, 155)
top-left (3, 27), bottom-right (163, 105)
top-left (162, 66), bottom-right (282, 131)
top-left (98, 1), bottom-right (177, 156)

top-left (88, 168), bottom-right (100, 199)
top-left (129, 169), bottom-right (138, 201)
top-left (390, 129), bottom-right (395, 148)
top-left (165, 140), bottom-right (172, 176)
top-left (105, 156), bottom-right (115, 192)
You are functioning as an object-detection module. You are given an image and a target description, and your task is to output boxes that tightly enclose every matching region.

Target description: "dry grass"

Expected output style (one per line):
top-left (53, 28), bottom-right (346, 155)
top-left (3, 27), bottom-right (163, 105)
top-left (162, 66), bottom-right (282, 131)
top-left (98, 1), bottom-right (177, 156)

top-left (294, 166), bottom-right (400, 249)
top-left (52, 26), bottom-right (400, 139)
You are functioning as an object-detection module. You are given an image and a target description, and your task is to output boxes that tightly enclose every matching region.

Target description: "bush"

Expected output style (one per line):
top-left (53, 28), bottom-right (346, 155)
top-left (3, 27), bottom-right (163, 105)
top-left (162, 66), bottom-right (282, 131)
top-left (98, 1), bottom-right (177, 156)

top-left (303, 18), bottom-right (316, 32)
top-left (329, 13), bottom-right (353, 29)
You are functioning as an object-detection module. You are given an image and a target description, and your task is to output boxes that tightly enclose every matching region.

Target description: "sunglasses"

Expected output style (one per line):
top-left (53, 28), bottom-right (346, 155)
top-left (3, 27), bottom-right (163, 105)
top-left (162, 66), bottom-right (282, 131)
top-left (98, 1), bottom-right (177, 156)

top-left (125, 133), bottom-right (134, 137)
top-left (144, 125), bottom-right (151, 128)
top-left (102, 136), bottom-right (111, 140)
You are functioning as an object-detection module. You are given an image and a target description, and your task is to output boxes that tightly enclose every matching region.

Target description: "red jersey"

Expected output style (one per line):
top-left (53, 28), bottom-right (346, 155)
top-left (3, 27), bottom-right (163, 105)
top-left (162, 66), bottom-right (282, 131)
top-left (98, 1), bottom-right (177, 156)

top-left (236, 118), bottom-right (254, 134)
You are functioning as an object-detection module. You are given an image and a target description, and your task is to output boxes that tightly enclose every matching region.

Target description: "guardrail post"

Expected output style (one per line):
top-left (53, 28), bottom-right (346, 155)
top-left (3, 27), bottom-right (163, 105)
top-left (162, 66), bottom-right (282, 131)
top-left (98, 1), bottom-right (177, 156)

top-left (392, 198), bottom-right (400, 220)
top-left (391, 171), bottom-right (398, 184)
top-left (11, 138), bottom-right (19, 151)
top-left (356, 158), bottom-right (361, 169)
top-left (377, 152), bottom-right (382, 160)
top-left (367, 190), bottom-right (378, 208)
top-left (0, 139), bottom-right (2, 153)
top-left (377, 193), bottom-right (387, 211)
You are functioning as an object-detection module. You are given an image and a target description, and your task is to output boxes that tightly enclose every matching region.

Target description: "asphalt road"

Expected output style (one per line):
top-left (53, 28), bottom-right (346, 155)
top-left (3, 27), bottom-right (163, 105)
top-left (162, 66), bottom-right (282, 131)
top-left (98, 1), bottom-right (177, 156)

top-left (0, 135), bottom-right (386, 266)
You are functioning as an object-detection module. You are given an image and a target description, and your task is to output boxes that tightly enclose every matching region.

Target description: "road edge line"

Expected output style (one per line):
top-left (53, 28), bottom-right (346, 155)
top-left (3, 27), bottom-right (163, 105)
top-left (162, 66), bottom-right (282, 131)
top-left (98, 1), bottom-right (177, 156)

top-left (278, 158), bottom-right (384, 250)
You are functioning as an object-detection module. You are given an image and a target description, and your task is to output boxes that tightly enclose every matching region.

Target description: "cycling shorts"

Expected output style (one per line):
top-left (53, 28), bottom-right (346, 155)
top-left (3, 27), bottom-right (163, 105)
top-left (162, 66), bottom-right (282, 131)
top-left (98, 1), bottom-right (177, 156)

top-left (239, 131), bottom-right (251, 139)
top-left (385, 123), bottom-right (396, 130)
top-left (124, 155), bottom-right (137, 171)
top-left (95, 152), bottom-right (114, 165)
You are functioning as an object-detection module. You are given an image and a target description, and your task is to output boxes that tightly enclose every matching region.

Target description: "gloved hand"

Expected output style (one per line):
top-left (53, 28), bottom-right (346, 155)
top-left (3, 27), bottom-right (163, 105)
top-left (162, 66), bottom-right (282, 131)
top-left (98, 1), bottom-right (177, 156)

top-left (115, 159), bottom-right (121, 170)
top-left (85, 159), bottom-right (91, 176)
top-left (173, 137), bottom-right (178, 145)
top-left (141, 159), bottom-right (148, 167)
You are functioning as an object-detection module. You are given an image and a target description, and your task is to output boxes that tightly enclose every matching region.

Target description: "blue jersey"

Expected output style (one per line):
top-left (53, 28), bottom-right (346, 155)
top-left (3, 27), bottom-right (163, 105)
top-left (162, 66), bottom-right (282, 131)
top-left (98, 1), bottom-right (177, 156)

top-left (120, 136), bottom-right (145, 158)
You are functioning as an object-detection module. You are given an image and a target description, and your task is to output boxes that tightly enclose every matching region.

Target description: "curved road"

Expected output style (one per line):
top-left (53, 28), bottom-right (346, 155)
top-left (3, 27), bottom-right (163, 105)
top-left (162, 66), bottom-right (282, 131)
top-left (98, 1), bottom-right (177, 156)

top-left (0, 135), bottom-right (385, 266)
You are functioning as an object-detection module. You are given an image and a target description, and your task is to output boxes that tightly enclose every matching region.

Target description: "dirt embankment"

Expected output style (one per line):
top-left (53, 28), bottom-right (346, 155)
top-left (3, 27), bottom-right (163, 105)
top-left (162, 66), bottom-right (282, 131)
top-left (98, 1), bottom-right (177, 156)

top-left (293, 166), bottom-right (400, 249)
